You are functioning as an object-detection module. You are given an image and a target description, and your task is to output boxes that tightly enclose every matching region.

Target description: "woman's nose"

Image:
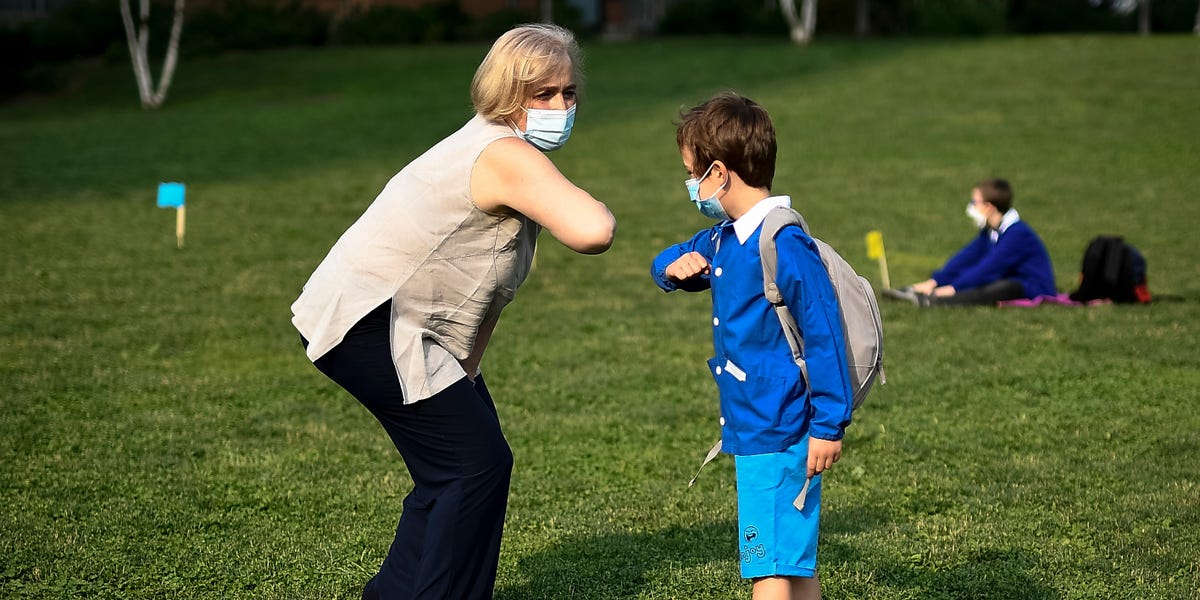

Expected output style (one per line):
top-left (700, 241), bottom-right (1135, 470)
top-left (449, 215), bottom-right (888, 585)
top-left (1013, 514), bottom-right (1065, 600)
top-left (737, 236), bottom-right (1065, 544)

top-left (550, 95), bottom-right (568, 110)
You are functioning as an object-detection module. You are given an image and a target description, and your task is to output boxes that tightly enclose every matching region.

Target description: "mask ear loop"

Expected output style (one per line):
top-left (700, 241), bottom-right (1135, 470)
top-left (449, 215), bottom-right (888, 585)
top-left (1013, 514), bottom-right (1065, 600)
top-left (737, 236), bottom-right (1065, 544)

top-left (506, 102), bottom-right (534, 136)
top-left (706, 162), bottom-right (731, 202)
top-left (694, 162), bottom-right (723, 197)
top-left (506, 111), bottom-right (524, 137)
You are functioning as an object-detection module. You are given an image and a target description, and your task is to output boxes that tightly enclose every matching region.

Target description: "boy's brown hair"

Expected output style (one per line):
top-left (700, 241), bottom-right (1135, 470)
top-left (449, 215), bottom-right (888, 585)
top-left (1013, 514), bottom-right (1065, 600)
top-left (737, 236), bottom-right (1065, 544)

top-left (676, 92), bottom-right (777, 190)
top-left (976, 178), bottom-right (1014, 213)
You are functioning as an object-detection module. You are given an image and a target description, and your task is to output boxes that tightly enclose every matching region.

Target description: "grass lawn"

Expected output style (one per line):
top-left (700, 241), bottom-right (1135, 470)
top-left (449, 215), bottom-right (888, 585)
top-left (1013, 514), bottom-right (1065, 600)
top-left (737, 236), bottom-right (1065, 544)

top-left (2, 34), bottom-right (1198, 599)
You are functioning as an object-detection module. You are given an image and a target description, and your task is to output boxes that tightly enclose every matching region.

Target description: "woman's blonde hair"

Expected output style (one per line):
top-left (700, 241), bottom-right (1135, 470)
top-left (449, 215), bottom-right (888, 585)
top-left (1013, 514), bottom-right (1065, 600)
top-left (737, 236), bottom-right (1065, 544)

top-left (471, 24), bottom-right (581, 123)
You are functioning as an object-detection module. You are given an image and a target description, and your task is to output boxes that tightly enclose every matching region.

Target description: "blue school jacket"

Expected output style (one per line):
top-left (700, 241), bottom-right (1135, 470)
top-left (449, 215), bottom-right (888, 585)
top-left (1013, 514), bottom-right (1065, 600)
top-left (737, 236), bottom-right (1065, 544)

top-left (651, 205), bottom-right (853, 455)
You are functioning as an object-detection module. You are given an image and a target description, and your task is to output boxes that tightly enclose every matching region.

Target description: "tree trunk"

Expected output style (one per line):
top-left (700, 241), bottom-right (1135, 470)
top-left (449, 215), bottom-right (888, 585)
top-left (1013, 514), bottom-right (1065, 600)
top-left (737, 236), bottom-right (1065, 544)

top-left (119, 0), bottom-right (186, 109)
top-left (540, 0), bottom-right (553, 23)
top-left (1138, 0), bottom-right (1151, 35)
top-left (780, 0), bottom-right (817, 45)
top-left (1193, 0), bottom-right (1199, 34)
top-left (802, 0), bottom-right (816, 41)
top-left (855, 0), bottom-right (869, 37)
top-left (119, 0), bottom-right (150, 102)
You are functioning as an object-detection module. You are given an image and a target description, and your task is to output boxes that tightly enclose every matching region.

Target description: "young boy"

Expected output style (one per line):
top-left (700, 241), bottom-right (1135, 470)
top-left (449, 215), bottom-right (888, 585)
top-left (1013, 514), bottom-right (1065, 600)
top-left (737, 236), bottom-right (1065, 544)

top-left (650, 92), bottom-right (853, 600)
top-left (885, 178), bottom-right (1056, 307)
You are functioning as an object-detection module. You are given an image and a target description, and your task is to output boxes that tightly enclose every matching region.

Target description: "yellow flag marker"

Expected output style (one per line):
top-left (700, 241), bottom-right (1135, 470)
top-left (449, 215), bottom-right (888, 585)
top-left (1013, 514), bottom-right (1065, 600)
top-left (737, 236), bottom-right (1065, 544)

top-left (865, 230), bottom-right (890, 290)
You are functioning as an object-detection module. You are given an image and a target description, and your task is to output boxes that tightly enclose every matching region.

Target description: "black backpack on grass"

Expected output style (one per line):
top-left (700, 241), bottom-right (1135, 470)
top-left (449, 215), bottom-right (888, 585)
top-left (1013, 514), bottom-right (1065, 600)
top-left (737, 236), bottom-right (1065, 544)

top-left (1069, 236), bottom-right (1151, 304)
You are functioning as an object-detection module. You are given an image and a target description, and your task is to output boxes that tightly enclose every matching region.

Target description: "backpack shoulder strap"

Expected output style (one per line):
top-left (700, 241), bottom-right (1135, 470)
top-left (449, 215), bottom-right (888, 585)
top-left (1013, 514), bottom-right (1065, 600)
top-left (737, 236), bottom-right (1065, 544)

top-left (1101, 236), bottom-right (1126, 287)
top-left (759, 206), bottom-right (810, 387)
top-left (760, 206), bottom-right (811, 302)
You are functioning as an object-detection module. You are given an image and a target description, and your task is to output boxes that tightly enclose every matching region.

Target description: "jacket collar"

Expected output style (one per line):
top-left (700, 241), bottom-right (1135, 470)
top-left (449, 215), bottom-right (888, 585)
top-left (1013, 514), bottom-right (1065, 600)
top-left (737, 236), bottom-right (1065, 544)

top-left (990, 208), bottom-right (1020, 241)
top-left (734, 196), bottom-right (792, 244)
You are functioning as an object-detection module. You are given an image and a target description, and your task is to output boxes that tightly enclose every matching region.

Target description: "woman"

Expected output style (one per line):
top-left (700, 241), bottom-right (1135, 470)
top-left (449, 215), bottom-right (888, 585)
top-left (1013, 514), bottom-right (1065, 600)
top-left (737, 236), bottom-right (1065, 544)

top-left (291, 24), bottom-right (615, 600)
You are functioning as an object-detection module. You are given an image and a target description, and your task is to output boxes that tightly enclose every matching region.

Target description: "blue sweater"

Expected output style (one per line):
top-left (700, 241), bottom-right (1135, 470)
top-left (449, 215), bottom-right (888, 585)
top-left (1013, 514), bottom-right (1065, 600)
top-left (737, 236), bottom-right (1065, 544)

top-left (651, 219), bottom-right (853, 455)
top-left (933, 220), bottom-right (1056, 298)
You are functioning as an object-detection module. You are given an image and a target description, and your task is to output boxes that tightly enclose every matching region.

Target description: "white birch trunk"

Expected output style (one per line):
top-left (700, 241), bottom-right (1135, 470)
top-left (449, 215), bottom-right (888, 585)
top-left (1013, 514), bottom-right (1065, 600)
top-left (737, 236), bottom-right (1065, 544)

top-left (1193, 0), bottom-right (1199, 34)
top-left (780, 0), bottom-right (817, 45)
top-left (1138, 0), bottom-right (1151, 35)
top-left (119, 0), bottom-right (186, 109)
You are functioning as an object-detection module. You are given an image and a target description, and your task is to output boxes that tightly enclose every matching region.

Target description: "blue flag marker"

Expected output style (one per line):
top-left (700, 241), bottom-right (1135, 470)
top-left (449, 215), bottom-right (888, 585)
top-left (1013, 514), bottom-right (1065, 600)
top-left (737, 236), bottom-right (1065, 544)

top-left (157, 182), bottom-right (185, 208)
top-left (157, 182), bottom-right (187, 248)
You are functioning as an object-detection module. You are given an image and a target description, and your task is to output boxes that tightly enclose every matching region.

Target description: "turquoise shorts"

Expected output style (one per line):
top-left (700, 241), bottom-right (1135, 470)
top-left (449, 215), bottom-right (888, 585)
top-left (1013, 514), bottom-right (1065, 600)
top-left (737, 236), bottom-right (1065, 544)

top-left (734, 437), bottom-right (821, 579)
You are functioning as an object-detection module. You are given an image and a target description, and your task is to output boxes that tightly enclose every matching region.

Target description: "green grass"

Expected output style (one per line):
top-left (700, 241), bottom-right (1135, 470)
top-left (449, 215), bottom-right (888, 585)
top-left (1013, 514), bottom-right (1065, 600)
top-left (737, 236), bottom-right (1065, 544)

top-left (2, 35), bottom-right (1199, 599)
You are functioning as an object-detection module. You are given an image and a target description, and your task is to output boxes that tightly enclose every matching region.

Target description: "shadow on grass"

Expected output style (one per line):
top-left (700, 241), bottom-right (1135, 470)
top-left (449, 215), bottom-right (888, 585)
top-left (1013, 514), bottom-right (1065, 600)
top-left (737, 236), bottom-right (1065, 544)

top-left (821, 503), bottom-right (1058, 600)
top-left (496, 521), bottom-right (735, 600)
top-left (497, 507), bottom-right (1058, 600)
top-left (823, 535), bottom-right (1058, 600)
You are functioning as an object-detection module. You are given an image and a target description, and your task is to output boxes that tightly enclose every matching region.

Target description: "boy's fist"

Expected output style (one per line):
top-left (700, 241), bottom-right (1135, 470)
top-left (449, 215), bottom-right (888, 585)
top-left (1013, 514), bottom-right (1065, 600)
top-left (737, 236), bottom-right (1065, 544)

top-left (665, 252), bottom-right (711, 282)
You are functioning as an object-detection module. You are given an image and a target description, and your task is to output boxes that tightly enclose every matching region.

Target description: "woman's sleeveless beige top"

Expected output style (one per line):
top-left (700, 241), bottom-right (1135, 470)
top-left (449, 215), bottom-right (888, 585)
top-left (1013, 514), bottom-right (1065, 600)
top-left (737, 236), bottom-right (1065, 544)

top-left (291, 114), bottom-right (540, 402)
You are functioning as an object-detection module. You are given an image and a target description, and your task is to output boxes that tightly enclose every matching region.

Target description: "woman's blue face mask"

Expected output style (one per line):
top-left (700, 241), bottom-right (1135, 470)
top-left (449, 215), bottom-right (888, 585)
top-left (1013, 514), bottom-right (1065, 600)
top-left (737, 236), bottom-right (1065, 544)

top-left (685, 162), bottom-right (729, 220)
top-left (516, 105), bottom-right (576, 152)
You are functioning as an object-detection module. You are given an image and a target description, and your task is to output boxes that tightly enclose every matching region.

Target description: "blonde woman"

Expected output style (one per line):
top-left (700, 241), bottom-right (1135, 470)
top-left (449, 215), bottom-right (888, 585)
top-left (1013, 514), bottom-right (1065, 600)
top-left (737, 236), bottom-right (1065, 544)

top-left (291, 24), bottom-right (615, 599)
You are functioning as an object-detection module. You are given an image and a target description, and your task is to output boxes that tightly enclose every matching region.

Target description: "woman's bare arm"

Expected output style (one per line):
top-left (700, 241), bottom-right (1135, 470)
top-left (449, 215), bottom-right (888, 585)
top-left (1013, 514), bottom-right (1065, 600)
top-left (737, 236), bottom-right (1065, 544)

top-left (472, 137), bottom-right (615, 254)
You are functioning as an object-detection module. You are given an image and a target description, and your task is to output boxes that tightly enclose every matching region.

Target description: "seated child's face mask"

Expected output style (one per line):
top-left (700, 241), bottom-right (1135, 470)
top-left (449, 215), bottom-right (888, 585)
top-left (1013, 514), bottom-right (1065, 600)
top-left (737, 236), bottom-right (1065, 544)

top-left (966, 202), bottom-right (988, 229)
top-left (685, 162), bottom-right (729, 221)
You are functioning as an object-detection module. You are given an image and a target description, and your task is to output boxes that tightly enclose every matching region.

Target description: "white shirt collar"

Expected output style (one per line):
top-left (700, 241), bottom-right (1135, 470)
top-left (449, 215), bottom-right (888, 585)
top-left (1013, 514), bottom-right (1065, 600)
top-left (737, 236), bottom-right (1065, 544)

top-left (990, 208), bottom-right (1021, 241)
top-left (734, 196), bottom-right (792, 244)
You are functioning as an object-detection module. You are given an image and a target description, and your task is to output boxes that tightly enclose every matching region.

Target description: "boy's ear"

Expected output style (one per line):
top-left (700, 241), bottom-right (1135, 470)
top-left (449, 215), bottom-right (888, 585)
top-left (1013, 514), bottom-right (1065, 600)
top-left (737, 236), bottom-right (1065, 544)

top-left (711, 160), bottom-right (728, 181)
top-left (714, 160), bottom-right (740, 187)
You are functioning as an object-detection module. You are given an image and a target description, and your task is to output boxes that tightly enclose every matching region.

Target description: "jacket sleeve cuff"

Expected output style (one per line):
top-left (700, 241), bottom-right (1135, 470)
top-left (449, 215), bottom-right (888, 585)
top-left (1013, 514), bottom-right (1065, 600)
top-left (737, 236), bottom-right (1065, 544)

top-left (809, 423), bottom-right (845, 441)
top-left (651, 266), bottom-right (677, 292)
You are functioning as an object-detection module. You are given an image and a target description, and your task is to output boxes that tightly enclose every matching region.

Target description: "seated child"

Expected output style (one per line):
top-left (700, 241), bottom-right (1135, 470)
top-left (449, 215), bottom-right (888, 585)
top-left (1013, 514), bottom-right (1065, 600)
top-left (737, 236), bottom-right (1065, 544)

top-left (886, 178), bottom-right (1056, 306)
top-left (649, 91), bottom-right (853, 600)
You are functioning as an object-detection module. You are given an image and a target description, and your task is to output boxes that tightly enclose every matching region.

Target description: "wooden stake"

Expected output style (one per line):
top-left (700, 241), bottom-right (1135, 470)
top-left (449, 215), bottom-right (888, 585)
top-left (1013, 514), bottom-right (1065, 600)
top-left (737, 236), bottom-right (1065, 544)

top-left (878, 250), bottom-right (890, 290)
top-left (176, 204), bottom-right (186, 249)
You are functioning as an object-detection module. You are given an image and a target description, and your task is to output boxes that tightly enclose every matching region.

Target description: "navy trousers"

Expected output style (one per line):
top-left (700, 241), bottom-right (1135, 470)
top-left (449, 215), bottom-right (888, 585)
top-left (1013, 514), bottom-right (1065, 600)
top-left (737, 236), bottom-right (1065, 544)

top-left (306, 301), bottom-right (513, 599)
top-left (928, 278), bottom-right (1026, 306)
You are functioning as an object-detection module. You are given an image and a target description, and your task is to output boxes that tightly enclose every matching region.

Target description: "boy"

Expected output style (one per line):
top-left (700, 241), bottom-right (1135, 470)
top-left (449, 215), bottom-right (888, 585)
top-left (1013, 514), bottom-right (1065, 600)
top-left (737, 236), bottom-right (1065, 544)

top-left (886, 178), bottom-right (1056, 306)
top-left (650, 92), bottom-right (852, 600)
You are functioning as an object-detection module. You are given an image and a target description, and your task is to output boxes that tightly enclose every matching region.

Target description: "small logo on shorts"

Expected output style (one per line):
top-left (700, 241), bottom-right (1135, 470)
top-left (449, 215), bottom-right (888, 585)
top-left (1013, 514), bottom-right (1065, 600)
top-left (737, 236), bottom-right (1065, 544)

top-left (743, 526), bottom-right (759, 543)
top-left (741, 543), bottom-right (767, 563)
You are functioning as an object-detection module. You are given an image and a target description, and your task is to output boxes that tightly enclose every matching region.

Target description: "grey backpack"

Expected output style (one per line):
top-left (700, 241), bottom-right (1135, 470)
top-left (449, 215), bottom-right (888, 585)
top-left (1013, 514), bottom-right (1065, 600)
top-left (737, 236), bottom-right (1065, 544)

top-left (759, 206), bottom-right (885, 411)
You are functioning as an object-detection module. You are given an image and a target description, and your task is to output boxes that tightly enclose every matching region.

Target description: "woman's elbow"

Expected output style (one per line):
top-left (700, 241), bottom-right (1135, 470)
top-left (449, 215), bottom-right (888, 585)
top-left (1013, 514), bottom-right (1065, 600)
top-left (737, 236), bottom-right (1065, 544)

top-left (563, 205), bottom-right (615, 254)
top-left (575, 212), bottom-right (616, 255)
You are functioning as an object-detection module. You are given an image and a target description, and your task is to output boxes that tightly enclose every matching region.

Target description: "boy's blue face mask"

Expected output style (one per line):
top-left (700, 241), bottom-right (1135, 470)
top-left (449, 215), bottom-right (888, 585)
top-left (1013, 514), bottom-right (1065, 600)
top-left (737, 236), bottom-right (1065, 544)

top-left (685, 162), bottom-right (729, 220)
